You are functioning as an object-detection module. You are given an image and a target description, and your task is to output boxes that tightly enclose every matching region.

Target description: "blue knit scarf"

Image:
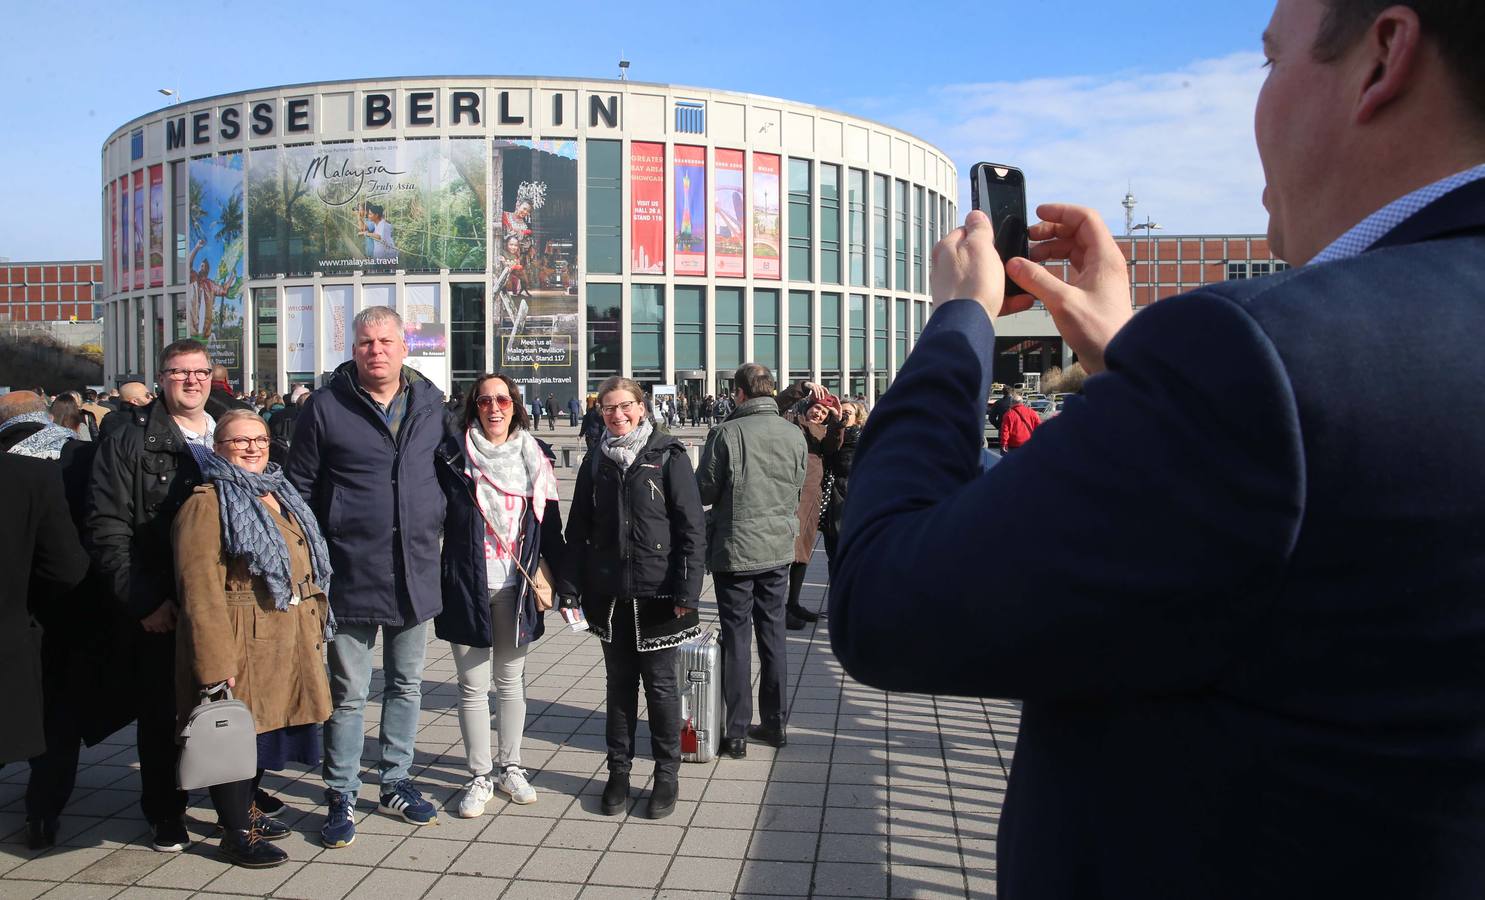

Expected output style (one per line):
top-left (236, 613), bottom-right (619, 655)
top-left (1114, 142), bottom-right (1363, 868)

top-left (188, 444), bottom-right (335, 636)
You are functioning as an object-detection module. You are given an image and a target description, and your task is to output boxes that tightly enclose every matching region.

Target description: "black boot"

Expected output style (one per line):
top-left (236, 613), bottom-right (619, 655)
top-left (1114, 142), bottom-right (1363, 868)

top-left (787, 604), bottom-right (821, 623)
top-left (600, 772), bottom-right (630, 816)
top-left (648, 777), bottom-right (678, 820)
top-left (220, 828), bottom-right (289, 869)
top-left (25, 818), bottom-right (58, 850)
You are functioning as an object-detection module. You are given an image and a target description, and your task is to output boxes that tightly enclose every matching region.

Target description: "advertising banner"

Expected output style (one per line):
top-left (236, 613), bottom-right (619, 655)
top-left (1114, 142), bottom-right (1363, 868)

top-left (630, 141), bottom-right (665, 275)
top-left (403, 282), bottom-right (439, 326)
top-left (283, 285), bottom-right (315, 373)
top-left (492, 140), bottom-right (579, 408)
top-left (320, 284), bottom-right (355, 367)
top-left (714, 148), bottom-right (746, 278)
top-left (118, 177), bottom-right (129, 285)
top-left (149, 165), bottom-right (164, 287)
top-left (674, 145), bottom-right (706, 275)
top-left (109, 183), bottom-right (118, 290)
top-left (752, 153), bottom-right (781, 280)
top-left (247, 139), bottom-right (487, 277)
top-left (132, 170), bottom-right (145, 290)
top-left (188, 154), bottom-right (245, 381)
top-left (362, 283), bottom-right (396, 311)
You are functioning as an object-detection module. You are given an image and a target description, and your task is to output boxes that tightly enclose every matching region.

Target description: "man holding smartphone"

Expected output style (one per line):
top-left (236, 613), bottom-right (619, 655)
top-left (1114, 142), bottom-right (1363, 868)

top-left (830, 0), bottom-right (1485, 897)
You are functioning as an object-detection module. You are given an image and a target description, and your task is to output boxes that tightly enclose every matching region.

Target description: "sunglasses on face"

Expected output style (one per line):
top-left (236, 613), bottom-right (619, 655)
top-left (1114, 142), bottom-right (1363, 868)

top-left (215, 435), bottom-right (271, 451)
top-left (475, 394), bottom-right (514, 410)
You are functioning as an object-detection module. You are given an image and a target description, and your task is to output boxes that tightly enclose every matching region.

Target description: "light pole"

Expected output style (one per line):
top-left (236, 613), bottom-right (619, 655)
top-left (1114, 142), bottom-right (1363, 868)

top-left (1130, 218), bottom-right (1163, 306)
top-left (158, 88), bottom-right (180, 104)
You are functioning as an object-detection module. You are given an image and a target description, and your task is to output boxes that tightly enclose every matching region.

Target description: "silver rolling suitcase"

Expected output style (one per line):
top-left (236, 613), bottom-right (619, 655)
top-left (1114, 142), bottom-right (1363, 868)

top-left (677, 629), bottom-right (722, 763)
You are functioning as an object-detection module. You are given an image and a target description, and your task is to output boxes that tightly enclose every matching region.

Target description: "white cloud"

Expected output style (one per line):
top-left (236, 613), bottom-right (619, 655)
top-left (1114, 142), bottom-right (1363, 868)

top-left (870, 52), bottom-right (1270, 236)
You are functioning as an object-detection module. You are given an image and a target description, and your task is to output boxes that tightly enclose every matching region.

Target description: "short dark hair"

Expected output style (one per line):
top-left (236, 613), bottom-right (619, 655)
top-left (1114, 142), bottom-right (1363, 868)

top-left (1314, 0), bottom-right (1485, 119)
top-left (460, 373), bottom-right (532, 435)
top-left (159, 338), bottom-right (210, 371)
top-left (734, 363), bottom-right (775, 399)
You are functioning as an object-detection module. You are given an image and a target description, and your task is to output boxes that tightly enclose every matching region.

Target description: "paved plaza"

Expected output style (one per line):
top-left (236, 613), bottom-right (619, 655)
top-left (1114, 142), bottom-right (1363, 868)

top-left (0, 423), bottom-right (1019, 899)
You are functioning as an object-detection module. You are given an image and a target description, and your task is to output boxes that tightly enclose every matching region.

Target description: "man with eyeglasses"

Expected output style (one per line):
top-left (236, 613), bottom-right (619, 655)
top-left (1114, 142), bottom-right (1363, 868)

top-left (86, 339), bottom-right (218, 853)
top-left (287, 305), bottom-right (447, 848)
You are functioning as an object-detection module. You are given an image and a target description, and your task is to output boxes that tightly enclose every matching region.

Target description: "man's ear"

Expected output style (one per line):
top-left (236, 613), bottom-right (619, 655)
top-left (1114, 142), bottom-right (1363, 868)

top-left (1354, 5), bottom-right (1424, 125)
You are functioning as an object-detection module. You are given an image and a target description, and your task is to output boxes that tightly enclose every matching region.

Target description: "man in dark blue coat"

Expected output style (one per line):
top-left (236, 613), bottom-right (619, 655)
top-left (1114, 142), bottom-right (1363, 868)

top-left (287, 306), bottom-right (447, 848)
top-left (831, 1), bottom-right (1485, 897)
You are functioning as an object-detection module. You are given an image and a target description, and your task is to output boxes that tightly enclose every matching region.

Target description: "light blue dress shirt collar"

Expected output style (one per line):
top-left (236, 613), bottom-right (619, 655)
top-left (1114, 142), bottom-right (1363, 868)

top-left (1308, 163), bottom-right (1485, 265)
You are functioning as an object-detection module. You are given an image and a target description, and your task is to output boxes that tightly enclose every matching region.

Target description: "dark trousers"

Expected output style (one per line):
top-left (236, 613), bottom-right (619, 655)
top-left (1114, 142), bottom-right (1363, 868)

top-left (25, 724), bottom-right (81, 823)
top-left (714, 565), bottom-right (789, 740)
top-left (600, 602), bottom-right (682, 780)
top-left (209, 770), bottom-right (261, 832)
top-left (137, 630), bottom-right (187, 824)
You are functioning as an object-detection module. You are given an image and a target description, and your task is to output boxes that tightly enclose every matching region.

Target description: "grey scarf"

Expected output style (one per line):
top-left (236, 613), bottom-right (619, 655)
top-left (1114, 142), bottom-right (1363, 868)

top-left (1, 411), bottom-right (75, 460)
top-left (187, 444), bottom-right (336, 636)
top-left (599, 419), bottom-right (653, 472)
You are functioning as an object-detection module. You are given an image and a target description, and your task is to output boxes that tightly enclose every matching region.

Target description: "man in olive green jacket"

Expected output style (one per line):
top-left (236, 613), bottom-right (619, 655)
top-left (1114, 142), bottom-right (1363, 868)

top-left (697, 363), bottom-right (806, 758)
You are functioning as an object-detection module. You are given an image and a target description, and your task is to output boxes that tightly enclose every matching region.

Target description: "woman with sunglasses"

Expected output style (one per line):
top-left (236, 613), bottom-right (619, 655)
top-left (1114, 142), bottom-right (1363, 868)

top-left (556, 376), bottom-right (705, 820)
top-left (435, 374), bottom-right (565, 816)
top-left (172, 409), bottom-right (335, 868)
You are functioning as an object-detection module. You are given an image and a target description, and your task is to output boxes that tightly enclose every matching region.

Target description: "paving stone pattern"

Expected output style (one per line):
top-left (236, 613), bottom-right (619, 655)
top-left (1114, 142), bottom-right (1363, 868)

top-left (0, 423), bottom-right (1020, 899)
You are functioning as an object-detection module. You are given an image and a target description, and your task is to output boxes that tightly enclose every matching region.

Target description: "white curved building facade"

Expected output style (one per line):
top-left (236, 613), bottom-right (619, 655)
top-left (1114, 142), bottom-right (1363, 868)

top-left (100, 77), bottom-right (956, 406)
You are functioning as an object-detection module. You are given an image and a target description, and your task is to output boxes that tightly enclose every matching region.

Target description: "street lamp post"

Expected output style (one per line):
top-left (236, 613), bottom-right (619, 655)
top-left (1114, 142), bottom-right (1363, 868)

top-left (158, 88), bottom-right (180, 104)
top-left (1130, 218), bottom-right (1163, 306)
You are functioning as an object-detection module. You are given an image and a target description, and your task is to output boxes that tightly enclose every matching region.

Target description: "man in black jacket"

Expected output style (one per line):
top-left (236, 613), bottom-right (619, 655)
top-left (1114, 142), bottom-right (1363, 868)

top-left (204, 364), bottom-right (251, 420)
top-left (287, 306), bottom-right (447, 848)
top-left (86, 339), bottom-right (215, 854)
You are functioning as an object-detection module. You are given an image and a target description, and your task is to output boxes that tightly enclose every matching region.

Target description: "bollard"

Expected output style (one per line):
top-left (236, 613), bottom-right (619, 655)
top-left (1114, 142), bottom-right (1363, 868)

top-left (685, 441), bottom-right (700, 469)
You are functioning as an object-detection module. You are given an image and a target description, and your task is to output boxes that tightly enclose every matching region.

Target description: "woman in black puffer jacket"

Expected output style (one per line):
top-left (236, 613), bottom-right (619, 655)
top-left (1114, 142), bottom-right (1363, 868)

top-left (557, 376), bottom-right (705, 822)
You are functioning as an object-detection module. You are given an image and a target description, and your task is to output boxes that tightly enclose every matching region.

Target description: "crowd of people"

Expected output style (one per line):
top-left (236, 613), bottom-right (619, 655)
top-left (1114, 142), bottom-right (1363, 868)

top-left (3, 305), bottom-right (857, 870)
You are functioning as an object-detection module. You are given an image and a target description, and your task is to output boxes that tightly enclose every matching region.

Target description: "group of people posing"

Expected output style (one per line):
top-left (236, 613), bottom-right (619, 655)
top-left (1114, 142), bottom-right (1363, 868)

top-left (2, 304), bottom-right (862, 873)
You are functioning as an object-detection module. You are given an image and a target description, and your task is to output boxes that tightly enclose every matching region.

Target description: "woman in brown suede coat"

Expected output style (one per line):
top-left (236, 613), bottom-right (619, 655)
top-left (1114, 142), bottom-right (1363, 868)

top-left (777, 382), bottom-right (843, 629)
top-left (172, 409), bottom-right (333, 869)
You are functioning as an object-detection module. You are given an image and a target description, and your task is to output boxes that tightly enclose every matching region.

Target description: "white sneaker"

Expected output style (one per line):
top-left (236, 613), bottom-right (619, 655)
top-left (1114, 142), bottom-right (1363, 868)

top-left (456, 775), bottom-right (496, 818)
top-left (496, 766), bottom-right (537, 805)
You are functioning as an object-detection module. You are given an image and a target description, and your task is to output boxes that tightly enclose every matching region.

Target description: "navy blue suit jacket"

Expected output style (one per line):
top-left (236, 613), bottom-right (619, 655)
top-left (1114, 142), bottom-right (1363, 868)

top-left (830, 179), bottom-right (1485, 899)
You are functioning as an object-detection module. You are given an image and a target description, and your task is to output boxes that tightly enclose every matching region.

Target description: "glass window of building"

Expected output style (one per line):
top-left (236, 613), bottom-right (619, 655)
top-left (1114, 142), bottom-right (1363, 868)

top-left (631, 284), bottom-right (665, 385)
top-left (787, 159), bottom-right (812, 282)
top-left (587, 282), bottom-right (622, 393)
top-left (895, 298), bottom-right (909, 370)
top-left (927, 191), bottom-right (939, 268)
top-left (915, 300), bottom-right (926, 342)
top-left (872, 174), bottom-right (890, 289)
top-left (873, 295), bottom-right (889, 377)
top-left (586, 140), bottom-right (622, 275)
top-left (715, 287), bottom-right (744, 373)
top-left (171, 161), bottom-right (187, 286)
top-left (674, 285), bottom-right (706, 372)
top-left (819, 164), bottom-right (841, 285)
top-left (753, 288), bottom-right (780, 376)
top-left (913, 186), bottom-right (926, 294)
top-left (171, 292), bottom-right (186, 341)
top-left (848, 294), bottom-right (867, 395)
top-left (894, 180), bottom-right (910, 291)
top-left (847, 169), bottom-right (867, 287)
top-left (788, 289), bottom-right (812, 384)
top-left (451, 282), bottom-right (485, 396)
top-left (820, 292), bottom-right (842, 392)
top-left (252, 288), bottom-right (276, 391)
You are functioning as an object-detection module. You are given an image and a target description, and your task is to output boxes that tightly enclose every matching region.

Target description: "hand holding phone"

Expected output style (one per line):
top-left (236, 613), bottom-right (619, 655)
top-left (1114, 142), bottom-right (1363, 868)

top-left (969, 163), bottom-right (1030, 298)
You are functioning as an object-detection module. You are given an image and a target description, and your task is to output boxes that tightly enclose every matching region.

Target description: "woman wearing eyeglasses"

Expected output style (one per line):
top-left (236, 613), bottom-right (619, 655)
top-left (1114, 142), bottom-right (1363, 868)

top-left (434, 374), bottom-right (565, 816)
top-left (171, 409), bottom-right (335, 869)
top-left (556, 376), bottom-right (706, 820)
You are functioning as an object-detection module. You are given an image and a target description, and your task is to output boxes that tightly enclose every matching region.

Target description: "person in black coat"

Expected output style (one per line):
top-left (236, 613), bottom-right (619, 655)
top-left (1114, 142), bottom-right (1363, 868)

top-left (821, 400), bottom-right (865, 573)
top-left (557, 376), bottom-right (705, 821)
top-left (434, 374), bottom-right (565, 816)
top-left (579, 395), bottom-right (604, 452)
top-left (0, 454), bottom-right (87, 778)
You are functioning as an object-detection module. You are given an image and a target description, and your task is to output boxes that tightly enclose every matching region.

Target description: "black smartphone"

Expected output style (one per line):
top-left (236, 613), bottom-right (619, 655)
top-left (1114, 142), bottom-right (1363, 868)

top-left (969, 162), bottom-right (1030, 296)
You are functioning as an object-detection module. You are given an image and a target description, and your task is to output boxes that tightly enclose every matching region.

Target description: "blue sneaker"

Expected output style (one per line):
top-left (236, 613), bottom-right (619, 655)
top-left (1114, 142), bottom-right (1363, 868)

top-left (320, 790), bottom-right (357, 848)
top-left (378, 779), bottom-right (438, 826)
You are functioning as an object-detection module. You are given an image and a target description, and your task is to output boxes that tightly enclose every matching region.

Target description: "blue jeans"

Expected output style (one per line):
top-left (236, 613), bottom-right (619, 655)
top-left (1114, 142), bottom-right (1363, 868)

top-left (323, 620), bottom-right (428, 796)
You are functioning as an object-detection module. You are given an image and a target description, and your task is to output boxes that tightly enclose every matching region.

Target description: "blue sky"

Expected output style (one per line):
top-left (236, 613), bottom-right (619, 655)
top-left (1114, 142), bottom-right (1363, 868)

top-left (0, 0), bottom-right (1279, 260)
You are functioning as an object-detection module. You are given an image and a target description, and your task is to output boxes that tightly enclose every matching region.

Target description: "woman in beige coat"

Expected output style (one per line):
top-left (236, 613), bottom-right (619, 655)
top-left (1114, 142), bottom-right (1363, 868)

top-left (172, 409), bottom-right (334, 869)
top-left (777, 382), bottom-right (843, 629)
